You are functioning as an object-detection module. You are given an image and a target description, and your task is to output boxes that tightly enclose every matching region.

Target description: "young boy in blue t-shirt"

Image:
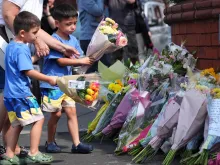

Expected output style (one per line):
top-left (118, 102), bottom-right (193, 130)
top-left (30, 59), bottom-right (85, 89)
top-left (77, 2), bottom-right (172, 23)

top-left (2, 11), bottom-right (56, 164)
top-left (40, 4), bottom-right (94, 154)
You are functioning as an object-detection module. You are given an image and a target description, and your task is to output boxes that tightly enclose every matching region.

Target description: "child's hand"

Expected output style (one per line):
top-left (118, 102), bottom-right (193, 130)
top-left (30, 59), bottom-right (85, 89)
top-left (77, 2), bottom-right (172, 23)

top-left (48, 76), bottom-right (58, 86)
top-left (80, 57), bottom-right (94, 65)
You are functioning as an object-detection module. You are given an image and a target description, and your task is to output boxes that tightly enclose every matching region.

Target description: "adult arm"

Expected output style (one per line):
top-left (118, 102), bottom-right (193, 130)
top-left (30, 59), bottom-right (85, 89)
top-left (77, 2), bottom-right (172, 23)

top-left (43, 4), bottom-right (56, 30)
top-left (57, 57), bottom-right (93, 67)
top-left (82, 0), bottom-right (104, 17)
top-left (125, 0), bottom-right (136, 4)
top-left (2, 0), bottom-right (79, 57)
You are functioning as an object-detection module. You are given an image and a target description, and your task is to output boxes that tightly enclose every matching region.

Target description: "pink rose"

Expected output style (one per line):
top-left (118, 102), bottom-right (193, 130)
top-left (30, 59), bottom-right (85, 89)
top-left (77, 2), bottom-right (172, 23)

top-left (117, 36), bottom-right (127, 47)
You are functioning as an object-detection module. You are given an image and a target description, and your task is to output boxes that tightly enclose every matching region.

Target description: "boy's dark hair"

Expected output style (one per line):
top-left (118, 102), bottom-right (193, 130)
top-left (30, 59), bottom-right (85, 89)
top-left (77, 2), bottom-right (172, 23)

top-left (13, 11), bottom-right (40, 35)
top-left (52, 4), bottom-right (78, 21)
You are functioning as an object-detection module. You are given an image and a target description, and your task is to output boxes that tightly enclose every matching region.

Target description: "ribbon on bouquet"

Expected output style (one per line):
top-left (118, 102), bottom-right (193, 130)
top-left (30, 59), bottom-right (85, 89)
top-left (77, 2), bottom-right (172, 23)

top-left (130, 91), bottom-right (152, 119)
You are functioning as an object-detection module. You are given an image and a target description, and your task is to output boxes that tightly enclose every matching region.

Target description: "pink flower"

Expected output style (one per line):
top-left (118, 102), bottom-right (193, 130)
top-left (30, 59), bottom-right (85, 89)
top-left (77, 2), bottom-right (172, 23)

top-left (112, 23), bottom-right (118, 29)
top-left (153, 48), bottom-right (160, 56)
top-left (169, 55), bottom-right (176, 61)
top-left (208, 159), bottom-right (216, 165)
top-left (154, 62), bottom-right (159, 67)
top-left (128, 79), bottom-right (137, 86)
top-left (117, 36), bottom-right (127, 47)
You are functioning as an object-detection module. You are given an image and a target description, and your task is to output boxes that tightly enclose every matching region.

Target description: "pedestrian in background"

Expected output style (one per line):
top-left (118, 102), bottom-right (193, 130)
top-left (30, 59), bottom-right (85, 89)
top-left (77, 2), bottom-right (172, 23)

top-left (105, 0), bottom-right (139, 65)
top-left (41, 0), bottom-right (56, 35)
top-left (77, 0), bottom-right (111, 73)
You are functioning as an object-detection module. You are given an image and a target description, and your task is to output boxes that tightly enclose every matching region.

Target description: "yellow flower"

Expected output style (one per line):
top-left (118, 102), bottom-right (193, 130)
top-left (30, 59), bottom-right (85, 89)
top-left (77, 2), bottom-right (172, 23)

top-left (105, 18), bottom-right (115, 25)
top-left (113, 84), bottom-right (122, 93)
top-left (115, 80), bottom-right (123, 86)
top-left (108, 83), bottom-right (115, 91)
top-left (87, 88), bottom-right (95, 95)
top-left (85, 95), bottom-right (93, 101)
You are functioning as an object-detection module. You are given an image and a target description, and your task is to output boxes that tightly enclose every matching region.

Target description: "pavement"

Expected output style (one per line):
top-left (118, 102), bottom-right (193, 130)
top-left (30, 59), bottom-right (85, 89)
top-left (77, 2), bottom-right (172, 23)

top-left (2, 104), bottom-right (180, 165)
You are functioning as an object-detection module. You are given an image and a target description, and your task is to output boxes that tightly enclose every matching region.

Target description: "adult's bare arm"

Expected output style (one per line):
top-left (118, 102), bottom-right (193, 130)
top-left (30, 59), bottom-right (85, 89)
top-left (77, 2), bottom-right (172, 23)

top-left (37, 29), bottom-right (80, 58)
top-left (2, 0), bottom-right (19, 33)
top-left (2, 0), bottom-right (79, 58)
top-left (125, 0), bottom-right (136, 4)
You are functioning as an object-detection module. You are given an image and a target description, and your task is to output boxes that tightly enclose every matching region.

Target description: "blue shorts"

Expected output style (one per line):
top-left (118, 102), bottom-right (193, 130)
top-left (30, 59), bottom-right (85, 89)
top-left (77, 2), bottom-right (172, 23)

top-left (4, 96), bottom-right (44, 127)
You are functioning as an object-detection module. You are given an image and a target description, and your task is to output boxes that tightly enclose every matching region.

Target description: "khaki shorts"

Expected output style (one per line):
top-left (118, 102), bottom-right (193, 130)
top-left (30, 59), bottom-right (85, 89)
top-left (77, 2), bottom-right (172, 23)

top-left (41, 88), bottom-right (75, 112)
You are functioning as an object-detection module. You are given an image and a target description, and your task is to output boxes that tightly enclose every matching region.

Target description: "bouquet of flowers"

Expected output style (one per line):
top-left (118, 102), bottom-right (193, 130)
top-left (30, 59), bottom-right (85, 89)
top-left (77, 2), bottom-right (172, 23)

top-left (114, 90), bottom-right (152, 155)
top-left (132, 94), bottom-right (183, 163)
top-left (56, 73), bottom-right (100, 108)
top-left (163, 89), bottom-right (207, 165)
top-left (181, 88), bottom-right (220, 165)
top-left (79, 18), bottom-right (128, 73)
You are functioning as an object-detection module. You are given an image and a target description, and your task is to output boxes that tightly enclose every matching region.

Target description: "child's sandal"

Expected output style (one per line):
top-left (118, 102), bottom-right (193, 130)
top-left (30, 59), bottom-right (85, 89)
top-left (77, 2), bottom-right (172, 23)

top-left (0, 154), bottom-right (20, 165)
top-left (25, 152), bottom-right (53, 164)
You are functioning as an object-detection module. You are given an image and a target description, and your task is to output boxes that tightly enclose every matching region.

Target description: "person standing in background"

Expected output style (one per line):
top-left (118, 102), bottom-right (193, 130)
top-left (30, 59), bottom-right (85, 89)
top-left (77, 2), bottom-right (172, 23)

top-left (77, 0), bottom-right (110, 73)
top-left (41, 0), bottom-right (56, 35)
top-left (105, 0), bottom-right (139, 65)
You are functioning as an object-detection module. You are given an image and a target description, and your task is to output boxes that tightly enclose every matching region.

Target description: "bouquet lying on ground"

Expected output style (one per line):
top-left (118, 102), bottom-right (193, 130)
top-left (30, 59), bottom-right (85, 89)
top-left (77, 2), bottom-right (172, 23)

top-left (79, 18), bottom-right (128, 73)
top-left (182, 88), bottom-right (220, 165)
top-left (163, 89), bottom-right (207, 165)
top-left (115, 90), bottom-right (152, 155)
top-left (57, 73), bottom-right (100, 108)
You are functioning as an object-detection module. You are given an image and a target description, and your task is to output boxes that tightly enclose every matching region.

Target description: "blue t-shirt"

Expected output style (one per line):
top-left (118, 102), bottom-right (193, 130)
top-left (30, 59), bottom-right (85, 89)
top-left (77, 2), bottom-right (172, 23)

top-left (40, 33), bottom-right (83, 89)
top-left (4, 41), bottom-right (34, 98)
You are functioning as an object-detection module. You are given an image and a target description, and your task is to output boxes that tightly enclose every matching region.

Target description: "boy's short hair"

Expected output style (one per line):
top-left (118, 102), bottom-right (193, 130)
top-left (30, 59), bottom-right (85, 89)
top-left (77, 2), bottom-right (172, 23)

top-left (52, 4), bottom-right (78, 21)
top-left (13, 11), bottom-right (40, 35)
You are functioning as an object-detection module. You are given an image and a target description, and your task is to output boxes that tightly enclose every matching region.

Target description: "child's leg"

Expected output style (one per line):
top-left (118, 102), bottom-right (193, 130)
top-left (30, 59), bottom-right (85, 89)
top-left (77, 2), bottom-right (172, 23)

top-left (4, 125), bottom-right (23, 158)
top-left (29, 118), bottom-right (44, 155)
top-left (0, 94), bottom-right (7, 133)
top-left (64, 107), bottom-right (80, 146)
top-left (64, 106), bottom-right (93, 153)
top-left (47, 111), bottom-right (62, 143)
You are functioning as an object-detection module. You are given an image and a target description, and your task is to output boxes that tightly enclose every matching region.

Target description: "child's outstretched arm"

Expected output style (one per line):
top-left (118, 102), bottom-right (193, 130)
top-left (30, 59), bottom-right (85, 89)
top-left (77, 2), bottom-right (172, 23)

top-left (24, 70), bottom-right (57, 86)
top-left (57, 57), bottom-right (95, 67)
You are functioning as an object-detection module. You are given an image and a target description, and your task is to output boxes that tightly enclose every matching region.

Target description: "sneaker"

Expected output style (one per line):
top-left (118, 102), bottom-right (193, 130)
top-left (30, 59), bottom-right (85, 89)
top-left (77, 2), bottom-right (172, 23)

top-left (71, 143), bottom-right (93, 154)
top-left (0, 145), bottom-right (6, 155)
top-left (45, 141), bottom-right (61, 153)
top-left (17, 146), bottom-right (29, 158)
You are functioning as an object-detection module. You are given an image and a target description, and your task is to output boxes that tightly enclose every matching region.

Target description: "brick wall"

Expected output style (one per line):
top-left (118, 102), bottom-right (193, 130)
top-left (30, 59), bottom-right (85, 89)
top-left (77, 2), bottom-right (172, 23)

top-left (164, 0), bottom-right (220, 70)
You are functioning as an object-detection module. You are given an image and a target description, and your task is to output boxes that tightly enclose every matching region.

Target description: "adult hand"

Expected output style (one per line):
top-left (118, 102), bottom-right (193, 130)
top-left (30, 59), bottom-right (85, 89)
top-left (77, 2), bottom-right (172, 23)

top-left (34, 37), bottom-right (50, 57)
top-left (63, 45), bottom-right (80, 58)
top-left (43, 3), bottom-right (50, 16)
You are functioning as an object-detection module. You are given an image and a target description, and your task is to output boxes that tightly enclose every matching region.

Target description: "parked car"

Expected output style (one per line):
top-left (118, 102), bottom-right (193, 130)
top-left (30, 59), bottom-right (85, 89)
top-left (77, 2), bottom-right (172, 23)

top-left (142, 0), bottom-right (171, 52)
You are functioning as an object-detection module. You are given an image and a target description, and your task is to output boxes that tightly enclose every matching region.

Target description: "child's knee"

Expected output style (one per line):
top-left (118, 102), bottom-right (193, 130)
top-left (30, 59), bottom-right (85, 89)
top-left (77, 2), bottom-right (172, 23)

top-left (52, 111), bottom-right (62, 119)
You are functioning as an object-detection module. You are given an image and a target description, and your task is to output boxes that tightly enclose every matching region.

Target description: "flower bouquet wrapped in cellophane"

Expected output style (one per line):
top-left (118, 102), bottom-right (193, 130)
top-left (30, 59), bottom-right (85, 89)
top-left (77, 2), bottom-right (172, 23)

top-left (101, 87), bottom-right (139, 137)
top-left (181, 88), bottom-right (220, 165)
top-left (82, 87), bottom-right (115, 140)
top-left (132, 94), bottom-right (183, 163)
top-left (114, 90), bottom-right (152, 155)
top-left (78, 18), bottom-right (128, 74)
top-left (180, 132), bottom-right (203, 159)
top-left (84, 86), bottom-right (131, 142)
top-left (57, 73), bottom-right (101, 109)
top-left (162, 89), bottom-right (207, 165)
